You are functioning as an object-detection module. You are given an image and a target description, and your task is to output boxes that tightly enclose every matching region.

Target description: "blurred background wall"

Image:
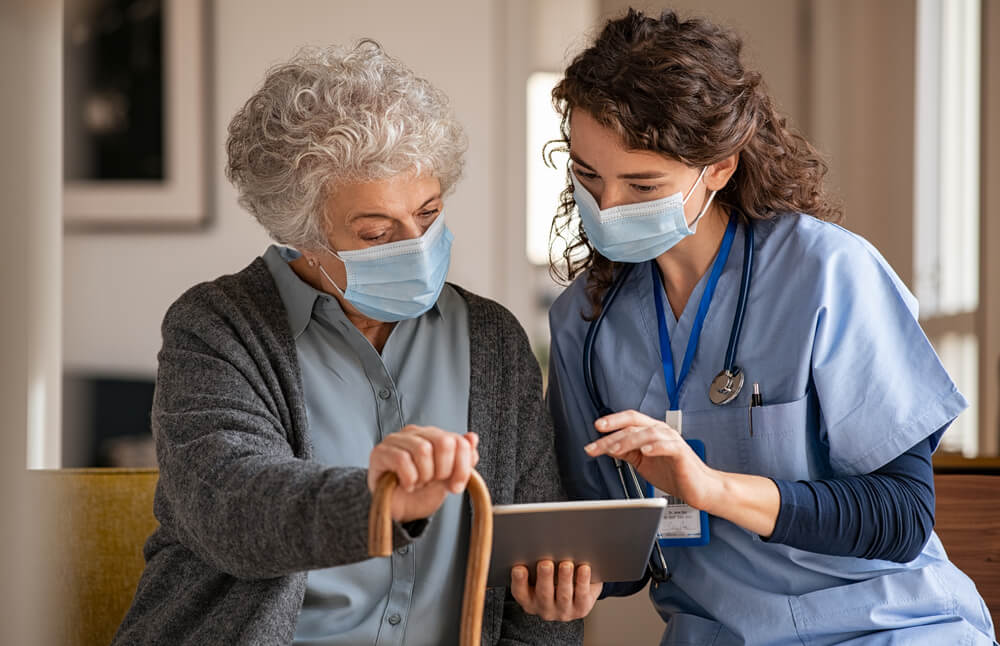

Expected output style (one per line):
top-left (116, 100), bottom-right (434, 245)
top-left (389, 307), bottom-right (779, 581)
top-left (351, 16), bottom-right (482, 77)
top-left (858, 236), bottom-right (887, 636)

top-left (2, 0), bottom-right (997, 643)
top-left (56, 0), bottom-right (1000, 467)
top-left (64, 0), bottom-right (502, 378)
top-left (60, 0), bottom-right (513, 466)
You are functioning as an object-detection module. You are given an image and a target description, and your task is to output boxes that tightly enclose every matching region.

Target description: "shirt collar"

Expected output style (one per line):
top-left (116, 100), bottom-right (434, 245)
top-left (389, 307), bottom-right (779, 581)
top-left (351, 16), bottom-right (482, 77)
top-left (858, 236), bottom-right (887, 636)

top-left (262, 245), bottom-right (441, 339)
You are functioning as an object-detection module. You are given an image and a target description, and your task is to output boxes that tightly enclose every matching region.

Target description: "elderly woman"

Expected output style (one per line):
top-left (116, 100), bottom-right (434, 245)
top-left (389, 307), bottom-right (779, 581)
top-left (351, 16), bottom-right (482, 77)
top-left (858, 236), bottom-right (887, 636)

top-left (112, 42), bottom-right (597, 645)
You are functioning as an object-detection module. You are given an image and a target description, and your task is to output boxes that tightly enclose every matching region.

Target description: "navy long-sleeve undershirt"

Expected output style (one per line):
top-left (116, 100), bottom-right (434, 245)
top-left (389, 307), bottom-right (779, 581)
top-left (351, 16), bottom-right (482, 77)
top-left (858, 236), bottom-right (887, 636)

top-left (766, 437), bottom-right (936, 563)
top-left (602, 437), bottom-right (936, 599)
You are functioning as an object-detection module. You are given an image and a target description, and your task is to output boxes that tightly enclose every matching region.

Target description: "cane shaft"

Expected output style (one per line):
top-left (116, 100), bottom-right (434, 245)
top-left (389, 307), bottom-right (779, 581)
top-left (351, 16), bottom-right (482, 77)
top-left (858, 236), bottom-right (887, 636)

top-left (368, 470), bottom-right (493, 646)
top-left (459, 470), bottom-right (493, 646)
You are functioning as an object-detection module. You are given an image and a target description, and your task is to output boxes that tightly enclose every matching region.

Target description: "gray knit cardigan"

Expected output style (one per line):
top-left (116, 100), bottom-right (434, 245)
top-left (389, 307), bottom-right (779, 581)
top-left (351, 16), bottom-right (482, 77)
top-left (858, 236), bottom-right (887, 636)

top-left (111, 258), bottom-right (583, 645)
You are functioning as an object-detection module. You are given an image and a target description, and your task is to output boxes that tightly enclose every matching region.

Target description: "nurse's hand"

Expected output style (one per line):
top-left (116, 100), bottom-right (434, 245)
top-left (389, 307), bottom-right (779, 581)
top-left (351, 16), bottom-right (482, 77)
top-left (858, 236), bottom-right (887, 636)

top-left (367, 426), bottom-right (479, 523)
top-left (585, 410), bottom-right (722, 511)
top-left (510, 560), bottom-right (601, 621)
top-left (585, 410), bottom-right (781, 537)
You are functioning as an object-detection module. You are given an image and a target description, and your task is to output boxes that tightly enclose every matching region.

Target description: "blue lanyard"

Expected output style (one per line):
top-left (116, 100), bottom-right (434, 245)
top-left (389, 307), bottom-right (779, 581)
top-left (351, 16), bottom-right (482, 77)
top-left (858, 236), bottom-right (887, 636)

top-left (653, 215), bottom-right (738, 410)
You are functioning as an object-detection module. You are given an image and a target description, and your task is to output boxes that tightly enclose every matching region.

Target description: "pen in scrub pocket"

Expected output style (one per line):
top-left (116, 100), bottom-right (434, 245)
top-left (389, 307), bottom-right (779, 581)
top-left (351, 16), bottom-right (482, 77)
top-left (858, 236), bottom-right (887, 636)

top-left (749, 383), bottom-right (762, 437)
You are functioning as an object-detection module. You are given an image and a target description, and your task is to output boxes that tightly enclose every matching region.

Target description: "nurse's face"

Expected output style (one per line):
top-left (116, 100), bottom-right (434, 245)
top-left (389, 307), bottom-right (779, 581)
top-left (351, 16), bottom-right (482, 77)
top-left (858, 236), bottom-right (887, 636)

top-left (568, 109), bottom-right (734, 224)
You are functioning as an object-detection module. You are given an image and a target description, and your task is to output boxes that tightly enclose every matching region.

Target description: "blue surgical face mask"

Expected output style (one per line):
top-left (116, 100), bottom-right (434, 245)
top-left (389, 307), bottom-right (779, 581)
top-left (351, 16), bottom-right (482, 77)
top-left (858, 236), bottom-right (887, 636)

top-left (571, 166), bottom-right (717, 263)
top-left (316, 214), bottom-right (453, 322)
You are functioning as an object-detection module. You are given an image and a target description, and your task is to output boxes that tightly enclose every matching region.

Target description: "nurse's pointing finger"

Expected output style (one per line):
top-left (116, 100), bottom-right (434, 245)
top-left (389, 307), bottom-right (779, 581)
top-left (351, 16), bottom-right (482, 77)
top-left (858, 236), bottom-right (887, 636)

top-left (595, 409), bottom-right (657, 432)
top-left (584, 426), bottom-right (641, 455)
top-left (605, 427), bottom-right (666, 457)
top-left (584, 432), bottom-right (616, 456)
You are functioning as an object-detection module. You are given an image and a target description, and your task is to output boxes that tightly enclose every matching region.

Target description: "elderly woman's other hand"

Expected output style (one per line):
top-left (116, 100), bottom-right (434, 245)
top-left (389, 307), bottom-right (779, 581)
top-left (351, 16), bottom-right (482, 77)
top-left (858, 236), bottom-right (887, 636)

top-left (367, 426), bottom-right (479, 522)
top-left (509, 560), bottom-right (602, 622)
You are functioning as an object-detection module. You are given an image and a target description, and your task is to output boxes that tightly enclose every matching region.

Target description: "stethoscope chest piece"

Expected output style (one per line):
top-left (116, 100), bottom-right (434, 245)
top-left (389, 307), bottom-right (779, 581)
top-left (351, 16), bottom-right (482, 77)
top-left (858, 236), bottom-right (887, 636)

top-left (709, 367), bottom-right (744, 405)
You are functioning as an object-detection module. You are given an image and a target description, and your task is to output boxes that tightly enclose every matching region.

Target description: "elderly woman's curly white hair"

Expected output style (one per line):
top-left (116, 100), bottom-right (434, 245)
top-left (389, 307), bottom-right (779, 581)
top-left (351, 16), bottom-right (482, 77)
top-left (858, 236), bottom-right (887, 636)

top-left (225, 40), bottom-right (467, 250)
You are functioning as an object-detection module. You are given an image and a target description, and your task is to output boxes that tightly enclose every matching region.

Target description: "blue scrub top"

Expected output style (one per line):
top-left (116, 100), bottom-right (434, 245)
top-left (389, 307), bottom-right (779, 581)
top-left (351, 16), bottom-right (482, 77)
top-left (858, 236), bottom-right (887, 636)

top-left (548, 214), bottom-right (996, 645)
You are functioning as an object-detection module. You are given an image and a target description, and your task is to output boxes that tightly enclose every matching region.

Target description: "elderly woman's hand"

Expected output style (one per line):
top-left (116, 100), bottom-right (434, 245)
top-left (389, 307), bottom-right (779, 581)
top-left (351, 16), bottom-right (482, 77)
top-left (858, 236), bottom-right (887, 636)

top-left (367, 425), bottom-right (479, 522)
top-left (510, 560), bottom-right (601, 621)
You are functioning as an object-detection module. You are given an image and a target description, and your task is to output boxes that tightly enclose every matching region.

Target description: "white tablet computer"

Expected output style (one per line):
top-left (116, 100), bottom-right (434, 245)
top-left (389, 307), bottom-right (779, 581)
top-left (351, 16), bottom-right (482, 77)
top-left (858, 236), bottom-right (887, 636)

top-left (486, 497), bottom-right (666, 588)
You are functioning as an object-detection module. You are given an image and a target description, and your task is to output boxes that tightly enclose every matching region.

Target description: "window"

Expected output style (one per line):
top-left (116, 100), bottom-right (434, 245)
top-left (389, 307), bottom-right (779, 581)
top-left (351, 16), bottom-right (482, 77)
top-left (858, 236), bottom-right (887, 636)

top-left (525, 71), bottom-right (567, 266)
top-left (914, 0), bottom-right (983, 456)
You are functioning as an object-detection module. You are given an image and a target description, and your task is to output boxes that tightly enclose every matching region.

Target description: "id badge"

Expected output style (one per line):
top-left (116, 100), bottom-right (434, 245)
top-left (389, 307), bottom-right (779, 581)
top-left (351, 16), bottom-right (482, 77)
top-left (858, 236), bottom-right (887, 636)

top-left (647, 410), bottom-right (710, 547)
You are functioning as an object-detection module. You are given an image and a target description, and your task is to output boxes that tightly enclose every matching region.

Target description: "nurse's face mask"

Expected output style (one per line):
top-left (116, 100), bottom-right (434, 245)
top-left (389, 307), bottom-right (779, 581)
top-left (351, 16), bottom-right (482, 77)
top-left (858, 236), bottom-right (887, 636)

top-left (315, 213), bottom-right (453, 323)
top-left (572, 165), bottom-right (717, 263)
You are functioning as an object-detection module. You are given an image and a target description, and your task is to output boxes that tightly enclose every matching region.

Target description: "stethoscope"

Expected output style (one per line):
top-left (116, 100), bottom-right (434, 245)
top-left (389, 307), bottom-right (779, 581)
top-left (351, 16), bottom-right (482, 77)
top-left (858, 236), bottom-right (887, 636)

top-left (581, 216), bottom-right (754, 582)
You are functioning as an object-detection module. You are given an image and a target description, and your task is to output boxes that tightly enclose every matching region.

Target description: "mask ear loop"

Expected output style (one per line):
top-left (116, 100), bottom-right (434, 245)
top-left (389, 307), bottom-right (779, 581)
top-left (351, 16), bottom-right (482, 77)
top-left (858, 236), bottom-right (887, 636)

top-left (681, 166), bottom-right (717, 230)
top-left (688, 190), bottom-right (718, 229)
top-left (317, 264), bottom-right (348, 297)
top-left (681, 166), bottom-right (710, 205)
top-left (313, 244), bottom-right (349, 297)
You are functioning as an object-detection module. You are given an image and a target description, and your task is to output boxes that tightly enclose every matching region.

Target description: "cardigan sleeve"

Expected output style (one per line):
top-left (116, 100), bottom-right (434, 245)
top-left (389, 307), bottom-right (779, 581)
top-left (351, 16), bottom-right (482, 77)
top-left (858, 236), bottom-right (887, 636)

top-left (151, 282), bottom-right (420, 581)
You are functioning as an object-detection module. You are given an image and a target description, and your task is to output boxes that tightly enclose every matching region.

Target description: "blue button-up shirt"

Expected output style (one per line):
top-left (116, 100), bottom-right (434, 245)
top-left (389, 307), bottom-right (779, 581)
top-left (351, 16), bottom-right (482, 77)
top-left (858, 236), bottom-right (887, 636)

top-left (263, 246), bottom-right (471, 646)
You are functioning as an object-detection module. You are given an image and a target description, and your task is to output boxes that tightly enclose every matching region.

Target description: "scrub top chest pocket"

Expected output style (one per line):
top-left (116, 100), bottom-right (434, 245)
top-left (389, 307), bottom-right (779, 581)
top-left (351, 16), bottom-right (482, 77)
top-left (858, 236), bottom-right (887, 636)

top-left (744, 391), bottom-right (829, 482)
top-left (676, 392), bottom-right (829, 483)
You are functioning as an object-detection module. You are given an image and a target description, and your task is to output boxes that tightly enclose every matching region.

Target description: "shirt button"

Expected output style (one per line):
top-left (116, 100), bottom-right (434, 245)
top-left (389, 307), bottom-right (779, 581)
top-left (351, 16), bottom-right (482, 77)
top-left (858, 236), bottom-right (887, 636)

top-left (388, 614), bottom-right (402, 626)
top-left (378, 388), bottom-right (391, 400)
top-left (396, 545), bottom-right (409, 556)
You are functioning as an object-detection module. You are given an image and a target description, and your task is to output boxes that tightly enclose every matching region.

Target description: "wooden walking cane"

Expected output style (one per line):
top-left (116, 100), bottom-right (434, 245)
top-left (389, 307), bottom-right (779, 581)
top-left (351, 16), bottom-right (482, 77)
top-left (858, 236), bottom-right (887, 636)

top-left (369, 470), bottom-right (494, 646)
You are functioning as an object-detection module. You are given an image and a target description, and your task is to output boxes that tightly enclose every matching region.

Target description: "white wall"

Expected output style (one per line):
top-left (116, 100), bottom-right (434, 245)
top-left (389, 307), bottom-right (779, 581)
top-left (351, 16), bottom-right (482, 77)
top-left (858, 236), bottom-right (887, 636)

top-left (497, 0), bottom-right (599, 348)
top-left (601, 0), bottom-right (807, 139)
top-left (1, 0), bottom-right (63, 638)
top-left (63, 0), bottom-right (500, 376)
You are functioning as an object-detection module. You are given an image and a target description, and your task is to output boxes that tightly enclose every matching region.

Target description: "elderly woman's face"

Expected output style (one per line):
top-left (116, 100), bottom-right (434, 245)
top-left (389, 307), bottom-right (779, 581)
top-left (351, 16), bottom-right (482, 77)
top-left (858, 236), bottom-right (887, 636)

top-left (298, 172), bottom-right (446, 319)
top-left (323, 172), bottom-right (443, 252)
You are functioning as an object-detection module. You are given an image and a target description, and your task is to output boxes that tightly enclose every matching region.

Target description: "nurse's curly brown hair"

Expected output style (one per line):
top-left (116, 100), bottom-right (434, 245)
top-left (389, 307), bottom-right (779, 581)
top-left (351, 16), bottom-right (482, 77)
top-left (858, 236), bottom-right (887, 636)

top-left (548, 8), bottom-right (841, 318)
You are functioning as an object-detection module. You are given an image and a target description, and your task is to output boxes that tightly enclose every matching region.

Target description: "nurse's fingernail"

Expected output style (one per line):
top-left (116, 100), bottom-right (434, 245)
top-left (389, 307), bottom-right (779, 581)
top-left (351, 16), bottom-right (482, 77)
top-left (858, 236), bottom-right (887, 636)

top-left (585, 443), bottom-right (597, 453)
top-left (642, 445), bottom-right (653, 453)
top-left (513, 567), bottom-right (526, 580)
top-left (597, 419), bottom-right (606, 429)
top-left (610, 443), bottom-right (621, 452)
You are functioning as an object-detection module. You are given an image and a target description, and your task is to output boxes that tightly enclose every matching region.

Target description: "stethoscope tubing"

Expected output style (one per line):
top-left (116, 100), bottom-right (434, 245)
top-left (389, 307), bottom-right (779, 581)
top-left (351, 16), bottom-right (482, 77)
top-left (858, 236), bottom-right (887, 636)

top-left (724, 220), bottom-right (754, 372)
top-left (580, 215), bottom-right (753, 582)
top-left (585, 216), bottom-right (754, 414)
top-left (583, 263), bottom-right (636, 418)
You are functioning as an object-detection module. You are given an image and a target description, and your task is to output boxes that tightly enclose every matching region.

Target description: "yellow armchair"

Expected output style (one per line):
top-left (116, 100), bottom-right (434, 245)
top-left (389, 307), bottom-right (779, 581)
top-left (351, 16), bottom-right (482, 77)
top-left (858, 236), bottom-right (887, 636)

top-left (33, 468), bottom-right (158, 646)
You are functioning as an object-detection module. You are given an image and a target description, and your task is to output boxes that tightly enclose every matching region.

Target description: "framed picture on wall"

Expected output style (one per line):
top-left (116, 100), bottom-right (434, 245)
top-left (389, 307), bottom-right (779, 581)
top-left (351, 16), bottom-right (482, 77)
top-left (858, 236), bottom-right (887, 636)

top-left (63, 0), bottom-right (209, 230)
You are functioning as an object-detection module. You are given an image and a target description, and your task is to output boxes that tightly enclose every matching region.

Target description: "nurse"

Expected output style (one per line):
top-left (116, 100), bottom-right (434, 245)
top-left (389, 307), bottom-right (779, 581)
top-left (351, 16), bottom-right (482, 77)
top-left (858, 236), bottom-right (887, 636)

top-left (546, 9), bottom-right (997, 646)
